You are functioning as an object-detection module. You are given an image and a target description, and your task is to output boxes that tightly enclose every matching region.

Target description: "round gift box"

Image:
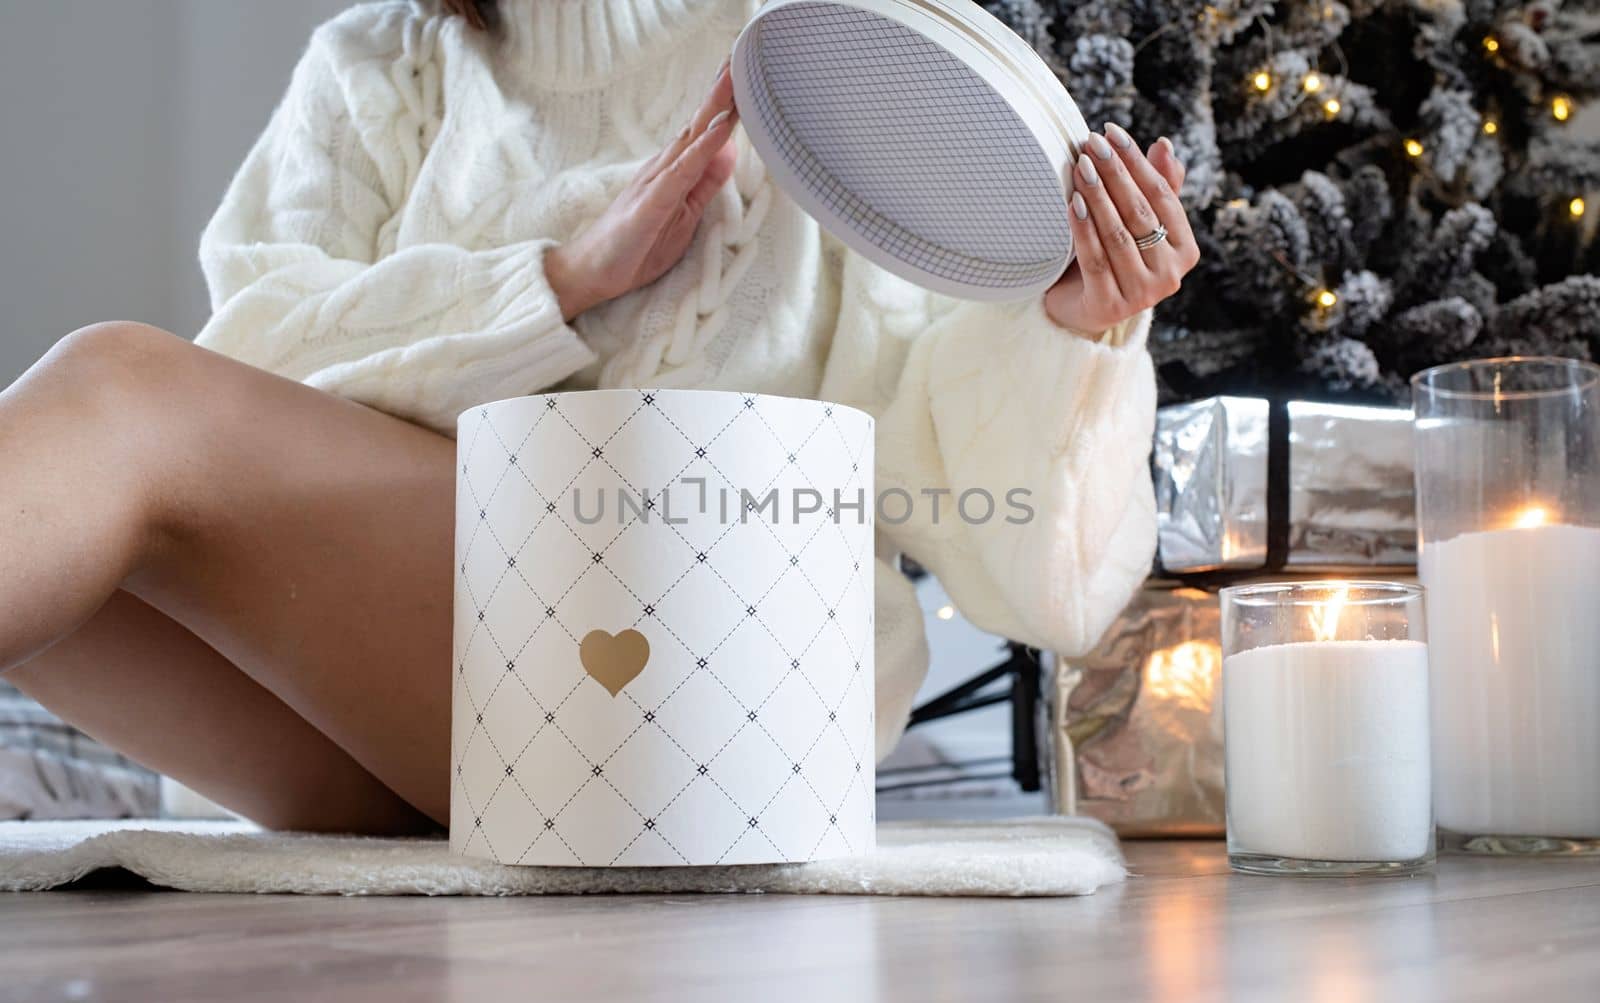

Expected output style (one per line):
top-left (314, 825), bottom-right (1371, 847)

top-left (732, 0), bottom-right (1090, 302)
top-left (450, 390), bottom-right (876, 866)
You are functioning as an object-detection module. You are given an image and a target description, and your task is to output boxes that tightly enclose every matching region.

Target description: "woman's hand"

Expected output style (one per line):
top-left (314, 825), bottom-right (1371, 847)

top-left (546, 63), bottom-right (740, 321)
top-left (1043, 125), bottom-right (1199, 335)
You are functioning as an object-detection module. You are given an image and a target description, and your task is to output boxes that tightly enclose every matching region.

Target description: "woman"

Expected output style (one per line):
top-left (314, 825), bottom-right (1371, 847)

top-left (0, 0), bottom-right (1195, 833)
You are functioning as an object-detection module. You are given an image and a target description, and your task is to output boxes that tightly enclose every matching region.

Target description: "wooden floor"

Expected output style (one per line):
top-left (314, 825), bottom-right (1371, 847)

top-left (6, 841), bottom-right (1600, 1002)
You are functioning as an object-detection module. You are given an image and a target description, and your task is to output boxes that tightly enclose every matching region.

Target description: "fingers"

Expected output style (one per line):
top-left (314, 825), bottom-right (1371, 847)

top-left (1073, 149), bottom-right (1145, 278)
top-left (1049, 128), bottom-right (1200, 328)
top-left (1148, 136), bottom-right (1186, 195)
top-left (1106, 124), bottom-right (1194, 259)
top-left (685, 139), bottom-right (739, 216)
top-left (1063, 188), bottom-right (1124, 307)
top-left (1085, 130), bottom-right (1164, 253)
top-left (647, 59), bottom-right (735, 179)
top-left (651, 106), bottom-right (740, 206)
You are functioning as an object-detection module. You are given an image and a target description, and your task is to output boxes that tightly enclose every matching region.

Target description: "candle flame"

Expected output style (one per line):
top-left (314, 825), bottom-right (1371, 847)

top-left (1511, 505), bottom-right (1550, 529)
top-left (1309, 585), bottom-right (1350, 643)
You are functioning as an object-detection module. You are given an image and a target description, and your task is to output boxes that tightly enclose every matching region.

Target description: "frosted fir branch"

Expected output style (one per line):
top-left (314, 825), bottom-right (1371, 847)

top-left (1051, 0), bottom-right (1133, 37)
top-left (1327, 269), bottom-right (1395, 340)
top-left (1287, 170), bottom-right (1358, 268)
top-left (1495, 21), bottom-right (1552, 70)
top-left (1440, 271), bottom-right (1500, 316)
top-left (1410, 0), bottom-right (1468, 45)
top-left (1301, 336), bottom-right (1383, 391)
top-left (993, 0), bottom-right (1600, 401)
top-left (1065, 35), bottom-right (1138, 127)
top-left (1381, 296), bottom-right (1484, 372)
top-left (1339, 165), bottom-right (1395, 258)
top-left (1220, 76), bottom-right (1394, 155)
top-left (1202, 0), bottom-right (1282, 45)
top-left (1149, 323), bottom-right (1265, 376)
top-left (1485, 275), bottom-right (1600, 352)
top-left (1393, 203), bottom-right (1498, 307)
top-left (1418, 87), bottom-right (1481, 179)
top-left (1167, 111), bottom-right (1227, 206)
top-left (1526, 137), bottom-right (1600, 191)
top-left (1277, 0), bottom-right (1353, 48)
top-left (1214, 190), bottom-right (1318, 314)
top-left (1457, 126), bottom-right (1507, 201)
top-left (1480, 227), bottom-right (1540, 299)
top-left (1548, 36), bottom-right (1600, 92)
top-left (1132, 24), bottom-right (1224, 201)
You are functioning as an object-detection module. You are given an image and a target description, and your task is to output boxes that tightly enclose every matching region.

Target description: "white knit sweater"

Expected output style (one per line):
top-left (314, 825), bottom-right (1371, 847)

top-left (195, 0), bottom-right (1158, 758)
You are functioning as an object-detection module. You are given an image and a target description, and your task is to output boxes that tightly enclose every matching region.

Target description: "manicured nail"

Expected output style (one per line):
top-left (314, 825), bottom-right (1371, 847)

top-left (713, 57), bottom-right (730, 86)
top-left (708, 109), bottom-right (731, 131)
top-left (1106, 122), bottom-right (1133, 149)
top-left (1071, 191), bottom-right (1089, 220)
top-left (1089, 133), bottom-right (1114, 160)
top-left (1158, 136), bottom-right (1175, 156)
top-left (1077, 153), bottom-right (1099, 186)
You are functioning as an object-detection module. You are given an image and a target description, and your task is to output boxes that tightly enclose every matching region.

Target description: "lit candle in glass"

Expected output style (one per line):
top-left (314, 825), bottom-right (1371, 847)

top-left (1221, 582), bottom-right (1433, 876)
top-left (1420, 500), bottom-right (1600, 850)
top-left (1414, 358), bottom-right (1600, 855)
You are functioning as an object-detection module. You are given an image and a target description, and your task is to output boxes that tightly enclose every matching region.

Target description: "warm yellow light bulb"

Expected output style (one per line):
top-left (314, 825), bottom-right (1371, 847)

top-left (1552, 96), bottom-right (1572, 122)
top-left (1483, 118), bottom-right (1499, 135)
top-left (1483, 35), bottom-right (1500, 53)
top-left (1303, 72), bottom-right (1323, 93)
top-left (1404, 138), bottom-right (1424, 157)
top-left (1253, 71), bottom-right (1273, 92)
top-left (1316, 289), bottom-right (1339, 309)
top-left (1323, 97), bottom-right (1342, 117)
top-left (1572, 197), bottom-right (1588, 219)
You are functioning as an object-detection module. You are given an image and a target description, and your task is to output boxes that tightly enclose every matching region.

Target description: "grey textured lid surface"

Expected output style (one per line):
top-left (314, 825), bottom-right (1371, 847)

top-left (733, 0), bottom-right (1086, 301)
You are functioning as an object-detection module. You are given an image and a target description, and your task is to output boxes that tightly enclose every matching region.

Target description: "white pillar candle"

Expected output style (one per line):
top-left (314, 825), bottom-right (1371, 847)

top-left (1225, 639), bottom-right (1432, 862)
top-left (1421, 520), bottom-right (1600, 838)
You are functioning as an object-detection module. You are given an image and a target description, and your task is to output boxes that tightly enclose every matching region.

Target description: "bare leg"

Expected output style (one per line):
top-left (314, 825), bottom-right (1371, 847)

top-left (1, 322), bottom-right (457, 826)
top-left (8, 592), bottom-right (432, 833)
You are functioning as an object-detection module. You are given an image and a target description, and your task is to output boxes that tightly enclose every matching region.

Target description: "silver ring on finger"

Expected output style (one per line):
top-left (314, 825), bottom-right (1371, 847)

top-left (1134, 223), bottom-right (1169, 251)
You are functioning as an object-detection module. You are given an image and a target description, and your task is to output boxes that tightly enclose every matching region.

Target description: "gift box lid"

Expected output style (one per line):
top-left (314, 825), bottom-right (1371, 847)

top-left (731, 0), bottom-right (1089, 302)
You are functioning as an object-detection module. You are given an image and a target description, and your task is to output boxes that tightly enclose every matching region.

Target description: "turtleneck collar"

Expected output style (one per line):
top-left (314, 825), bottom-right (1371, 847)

top-left (496, 0), bottom-right (752, 91)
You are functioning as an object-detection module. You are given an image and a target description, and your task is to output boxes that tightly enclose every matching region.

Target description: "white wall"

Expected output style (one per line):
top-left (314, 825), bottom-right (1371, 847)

top-left (0, 1), bottom-right (347, 384)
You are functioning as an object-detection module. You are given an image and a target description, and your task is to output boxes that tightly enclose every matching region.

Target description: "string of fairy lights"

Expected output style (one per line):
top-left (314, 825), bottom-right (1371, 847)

top-left (1222, 8), bottom-right (1590, 317)
top-left (1481, 33), bottom-right (1585, 222)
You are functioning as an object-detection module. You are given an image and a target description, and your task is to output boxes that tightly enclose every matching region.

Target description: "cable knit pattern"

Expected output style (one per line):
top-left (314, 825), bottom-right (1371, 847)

top-left (195, 0), bottom-right (1157, 757)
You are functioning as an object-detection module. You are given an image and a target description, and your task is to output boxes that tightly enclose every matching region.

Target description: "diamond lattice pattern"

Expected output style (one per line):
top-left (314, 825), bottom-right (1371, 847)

top-left (450, 391), bottom-right (876, 866)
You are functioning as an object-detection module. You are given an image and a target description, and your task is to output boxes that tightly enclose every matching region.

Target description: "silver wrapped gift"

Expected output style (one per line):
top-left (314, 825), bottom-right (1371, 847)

top-left (1050, 572), bottom-right (1419, 836)
top-left (1048, 583), bottom-right (1224, 836)
top-left (1154, 397), bottom-right (1417, 574)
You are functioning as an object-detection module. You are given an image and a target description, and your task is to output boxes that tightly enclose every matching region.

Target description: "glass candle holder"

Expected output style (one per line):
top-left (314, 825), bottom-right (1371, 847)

top-left (1220, 581), bottom-right (1433, 876)
top-left (1413, 357), bottom-right (1600, 855)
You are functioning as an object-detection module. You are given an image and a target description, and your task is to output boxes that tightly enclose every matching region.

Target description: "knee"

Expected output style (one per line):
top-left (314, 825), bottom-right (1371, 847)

top-left (37, 322), bottom-right (188, 411)
top-left (48, 321), bottom-right (185, 375)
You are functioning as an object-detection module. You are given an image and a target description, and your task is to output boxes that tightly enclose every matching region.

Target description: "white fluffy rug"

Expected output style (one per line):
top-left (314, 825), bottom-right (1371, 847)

top-left (0, 817), bottom-right (1124, 897)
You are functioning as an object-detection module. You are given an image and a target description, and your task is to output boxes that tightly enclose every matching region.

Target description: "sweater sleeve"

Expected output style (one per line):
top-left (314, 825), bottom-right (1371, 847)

top-left (195, 5), bottom-right (595, 434)
top-left (847, 280), bottom-right (1157, 660)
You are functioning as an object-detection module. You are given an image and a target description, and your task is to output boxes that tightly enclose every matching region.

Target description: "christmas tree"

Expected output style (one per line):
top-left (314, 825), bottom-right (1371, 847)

top-left (983, 0), bottom-right (1600, 402)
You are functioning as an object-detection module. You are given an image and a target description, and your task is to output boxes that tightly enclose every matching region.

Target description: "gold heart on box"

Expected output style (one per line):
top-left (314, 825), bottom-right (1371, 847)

top-left (579, 629), bottom-right (650, 697)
